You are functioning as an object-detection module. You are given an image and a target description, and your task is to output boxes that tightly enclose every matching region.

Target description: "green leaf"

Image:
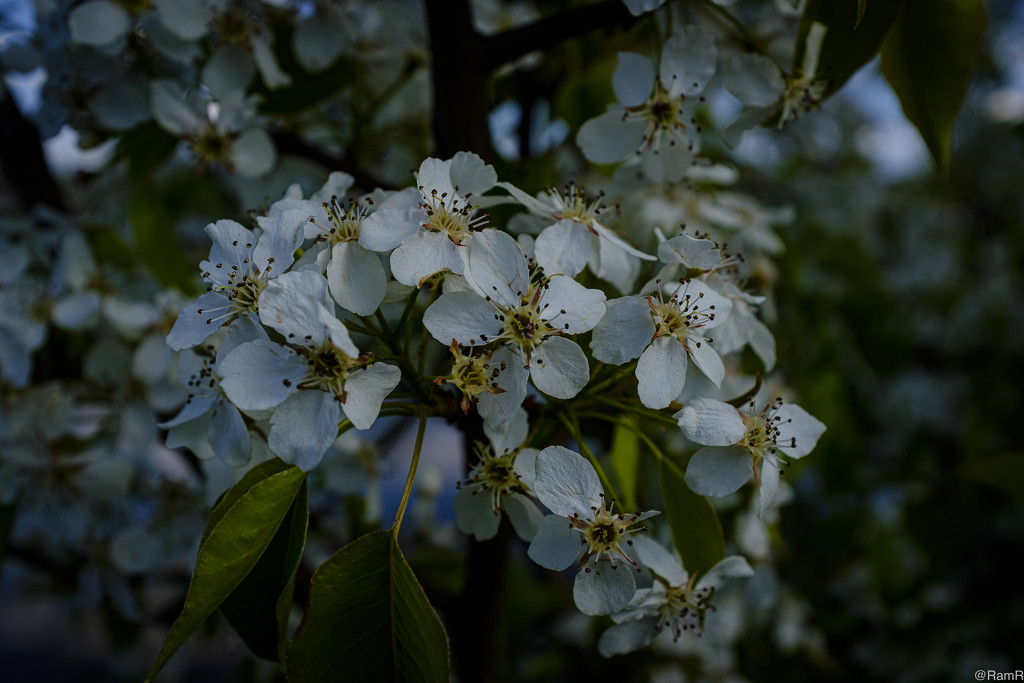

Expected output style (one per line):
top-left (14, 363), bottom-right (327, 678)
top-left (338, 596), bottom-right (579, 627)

top-left (145, 464), bottom-right (307, 682)
top-left (286, 530), bottom-right (450, 683)
top-left (658, 457), bottom-right (725, 579)
top-left (959, 452), bottom-right (1024, 500)
top-left (880, 0), bottom-right (986, 170)
top-left (794, 0), bottom-right (905, 97)
top-left (130, 178), bottom-right (199, 294)
top-left (202, 458), bottom-right (297, 545)
top-left (608, 422), bottom-right (639, 513)
top-left (220, 477), bottom-right (309, 661)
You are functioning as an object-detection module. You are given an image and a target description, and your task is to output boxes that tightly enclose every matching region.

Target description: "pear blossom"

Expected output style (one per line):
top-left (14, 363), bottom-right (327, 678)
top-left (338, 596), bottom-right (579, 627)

top-left (454, 408), bottom-right (542, 541)
top-left (217, 270), bottom-right (401, 470)
top-left (166, 213), bottom-right (304, 350)
top-left (722, 22), bottom-right (829, 140)
top-left (360, 153), bottom-right (498, 287)
top-left (527, 446), bottom-right (659, 615)
top-left (591, 278), bottom-right (732, 409)
top-left (149, 80), bottom-right (277, 177)
top-left (598, 536), bottom-right (753, 656)
top-left (677, 397), bottom-right (826, 516)
top-left (159, 320), bottom-right (266, 467)
top-left (577, 26), bottom-right (716, 182)
top-left (423, 229), bottom-right (606, 402)
top-left (499, 181), bottom-right (655, 291)
top-left (433, 342), bottom-right (527, 426)
top-left (299, 172), bottom-right (390, 316)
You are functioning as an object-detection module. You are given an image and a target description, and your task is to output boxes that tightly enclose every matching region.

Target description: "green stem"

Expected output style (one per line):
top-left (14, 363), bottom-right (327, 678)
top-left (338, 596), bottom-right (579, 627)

top-left (560, 411), bottom-right (617, 500)
top-left (392, 413), bottom-right (428, 535)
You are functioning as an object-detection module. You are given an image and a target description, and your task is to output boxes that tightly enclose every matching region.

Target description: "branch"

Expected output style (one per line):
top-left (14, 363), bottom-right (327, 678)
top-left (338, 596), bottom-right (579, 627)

top-left (0, 84), bottom-right (68, 213)
top-left (484, 0), bottom-right (637, 71)
top-left (269, 131), bottom-right (397, 191)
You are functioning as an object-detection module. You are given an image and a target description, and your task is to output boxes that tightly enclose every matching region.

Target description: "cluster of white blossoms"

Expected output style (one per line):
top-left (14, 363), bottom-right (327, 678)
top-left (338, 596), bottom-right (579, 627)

top-left (159, 139), bottom-right (824, 645)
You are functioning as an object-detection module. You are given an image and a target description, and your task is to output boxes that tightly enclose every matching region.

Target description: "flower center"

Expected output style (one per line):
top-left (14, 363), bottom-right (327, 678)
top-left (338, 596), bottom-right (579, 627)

top-left (315, 196), bottom-right (368, 244)
top-left (436, 343), bottom-right (506, 413)
top-left (569, 494), bottom-right (647, 570)
top-left (654, 579), bottom-right (716, 639)
top-left (550, 183), bottom-right (608, 231)
top-left (298, 343), bottom-right (358, 399)
top-left (420, 188), bottom-right (488, 246)
top-left (647, 279), bottom-right (718, 343)
top-left (464, 443), bottom-right (529, 513)
top-left (200, 241), bottom-right (276, 325)
top-left (192, 124), bottom-right (234, 165)
top-left (741, 398), bottom-right (795, 478)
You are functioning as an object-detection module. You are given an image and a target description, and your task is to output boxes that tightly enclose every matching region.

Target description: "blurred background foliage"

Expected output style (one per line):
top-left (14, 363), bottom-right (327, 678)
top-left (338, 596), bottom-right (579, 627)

top-left (1, 0), bottom-right (1023, 681)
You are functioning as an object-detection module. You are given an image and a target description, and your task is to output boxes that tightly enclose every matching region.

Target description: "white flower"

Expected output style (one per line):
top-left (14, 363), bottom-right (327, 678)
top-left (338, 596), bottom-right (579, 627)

top-left (216, 270), bottom-right (401, 470)
top-left (297, 172), bottom-right (391, 316)
top-left (677, 397), bottom-right (826, 516)
top-left (423, 229), bottom-right (606, 401)
top-left (166, 214), bottom-right (304, 350)
top-left (591, 278), bottom-right (732, 409)
top-left (360, 153), bottom-right (498, 287)
top-left (160, 319), bottom-right (266, 467)
top-left (453, 408), bottom-right (542, 542)
top-left (527, 446), bottom-right (659, 616)
top-left (722, 21), bottom-right (829, 139)
top-left (577, 26), bottom-right (716, 182)
top-left (149, 80), bottom-right (277, 177)
top-left (498, 181), bottom-right (655, 290)
top-left (598, 536), bottom-right (753, 656)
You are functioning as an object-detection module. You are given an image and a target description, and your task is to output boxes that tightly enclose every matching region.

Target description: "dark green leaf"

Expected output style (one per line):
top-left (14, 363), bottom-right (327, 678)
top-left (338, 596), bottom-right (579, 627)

top-left (794, 0), bottom-right (905, 98)
top-left (959, 452), bottom-right (1024, 500)
top-left (658, 457), bottom-right (725, 579)
top-left (202, 457), bottom-right (297, 545)
top-left (608, 422), bottom-right (639, 513)
top-left (880, 0), bottom-right (986, 170)
top-left (130, 179), bottom-right (200, 294)
top-left (145, 464), bottom-right (307, 682)
top-left (220, 478), bottom-right (309, 661)
top-left (286, 530), bottom-right (450, 683)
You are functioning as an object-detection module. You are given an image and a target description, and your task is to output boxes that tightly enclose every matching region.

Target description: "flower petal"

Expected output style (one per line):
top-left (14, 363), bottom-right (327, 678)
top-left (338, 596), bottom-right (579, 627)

top-left (423, 290), bottom-right (501, 346)
top-left (340, 363), bottom-right (401, 430)
top-left (613, 52), bottom-right (655, 107)
top-left (597, 618), bottom-right (660, 657)
top-left (454, 484), bottom-right (501, 541)
top-left (268, 390), bottom-right (340, 471)
top-left (219, 340), bottom-right (305, 412)
top-left (590, 296), bottom-right (654, 365)
top-left (573, 560), bottom-right (637, 615)
top-left (530, 336), bottom-right (590, 399)
top-left (527, 513), bottom-right (583, 570)
top-left (327, 242), bottom-right (387, 316)
top-left (636, 336), bottom-right (687, 410)
top-left (577, 110), bottom-right (646, 164)
top-left (504, 492), bottom-right (543, 542)
top-left (775, 403), bottom-right (826, 459)
top-left (684, 445), bottom-right (753, 497)
top-left (534, 219), bottom-right (590, 278)
top-left (675, 397), bottom-right (745, 446)
top-left (533, 445), bottom-right (602, 517)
